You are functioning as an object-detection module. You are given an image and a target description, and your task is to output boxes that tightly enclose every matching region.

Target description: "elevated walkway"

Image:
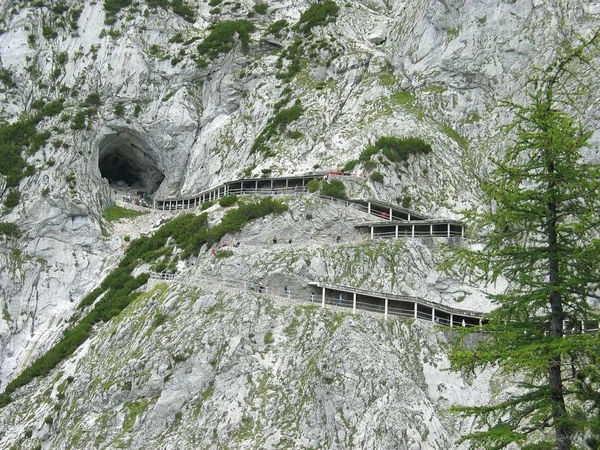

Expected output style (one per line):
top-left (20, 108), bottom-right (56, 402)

top-left (134, 172), bottom-right (466, 239)
top-left (149, 272), bottom-right (485, 328)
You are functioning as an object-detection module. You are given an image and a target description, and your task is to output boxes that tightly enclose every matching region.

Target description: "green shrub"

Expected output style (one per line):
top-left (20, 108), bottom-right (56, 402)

top-left (3, 189), bottom-right (20, 211)
top-left (342, 159), bottom-right (359, 172)
top-left (253, 2), bottom-right (268, 14)
top-left (251, 99), bottom-right (303, 154)
top-left (82, 92), bottom-right (102, 107)
top-left (44, 416), bottom-right (53, 425)
top-left (197, 20), bottom-right (255, 59)
top-left (104, 0), bottom-right (132, 21)
top-left (266, 19), bottom-right (287, 36)
top-left (169, 32), bottom-right (184, 43)
top-left (275, 38), bottom-right (303, 82)
top-left (0, 68), bottom-right (16, 88)
top-left (264, 331), bottom-right (274, 344)
top-left (104, 205), bottom-right (146, 222)
top-left (294, 0), bottom-right (339, 34)
top-left (201, 200), bottom-right (215, 210)
top-left (0, 222), bottom-right (21, 238)
top-left (42, 25), bottom-right (58, 39)
top-left (306, 179), bottom-right (321, 193)
top-left (70, 108), bottom-right (97, 130)
top-left (153, 312), bottom-right (167, 327)
top-left (56, 52), bottom-right (68, 65)
top-left (0, 101), bottom-right (63, 187)
top-left (360, 136), bottom-right (432, 164)
top-left (171, 0), bottom-right (196, 22)
top-left (320, 180), bottom-right (347, 200)
top-left (370, 171), bottom-right (384, 183)
top-left (114, 103), bottom-right (125, 117)
top-left (218, 195), bottom-right (238, 207)
top-left (215, 249), bottom-right (233, 258)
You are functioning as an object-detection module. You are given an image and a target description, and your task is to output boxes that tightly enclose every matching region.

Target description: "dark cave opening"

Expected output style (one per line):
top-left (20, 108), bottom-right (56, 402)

top-left (98, 132), bottom-right (165, 194)
top-left (99, 152), bottom-right (143, 186)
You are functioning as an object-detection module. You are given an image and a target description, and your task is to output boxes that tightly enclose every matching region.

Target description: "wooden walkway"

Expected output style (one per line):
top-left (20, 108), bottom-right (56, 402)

top-left (126, 173), bottom-right (467, 240)
top-left (148, 272), bottom-right (485, 328)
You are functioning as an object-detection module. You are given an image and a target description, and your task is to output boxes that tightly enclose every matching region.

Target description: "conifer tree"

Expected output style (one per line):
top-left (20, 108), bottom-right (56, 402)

top-left (445, 32), bottom-right (600, 450)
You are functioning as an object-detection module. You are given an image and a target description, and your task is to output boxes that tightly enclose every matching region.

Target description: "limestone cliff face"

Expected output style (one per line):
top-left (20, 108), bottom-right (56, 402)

top-left (0, 0), bottom-right (598, 447)
top-left (0, 281), bottom-right (491, 450)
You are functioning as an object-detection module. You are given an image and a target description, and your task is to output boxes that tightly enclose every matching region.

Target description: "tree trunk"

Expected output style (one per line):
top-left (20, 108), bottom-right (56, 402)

top-left (547, 156), bottom-right (571, 450)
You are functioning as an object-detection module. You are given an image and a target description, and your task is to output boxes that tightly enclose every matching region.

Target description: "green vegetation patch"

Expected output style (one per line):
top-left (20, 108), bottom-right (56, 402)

top-left (218, 195), bottom-right (238, 207)
top-left (266, 19), bottom-right (288, 36)
top-left (294, 0), bottom-right (339, 34)
top-left (0, 197), bottom-right (287, 408)
top-left (197, 20), bottom-right (255, 60)
top-left (0, 222), bottom-right (21, 238)
top-left (103, 205), bottom-right (147, 222)
top-left (0, 99), bottom-right (64, 187)
top-left (104, 0), bottom-right (132, 23)
top-left (251, 99), bottom-right (303, 155)
top-left (360, 136), bottom-right (432, 164)
top-left (3, 188), bottom-right (20, 212)
top-left (307, 179), bottom-right (347, 200)
top-left (0, 68), bottom-right (16, 88)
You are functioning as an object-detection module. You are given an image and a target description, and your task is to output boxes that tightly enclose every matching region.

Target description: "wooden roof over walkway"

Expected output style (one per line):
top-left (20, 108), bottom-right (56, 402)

top-left (309, 281), bottom-right (485, 319)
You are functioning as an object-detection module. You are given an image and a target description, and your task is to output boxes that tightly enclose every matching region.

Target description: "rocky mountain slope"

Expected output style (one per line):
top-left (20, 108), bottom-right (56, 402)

top-left (0, 0), bottom-right (599, 448)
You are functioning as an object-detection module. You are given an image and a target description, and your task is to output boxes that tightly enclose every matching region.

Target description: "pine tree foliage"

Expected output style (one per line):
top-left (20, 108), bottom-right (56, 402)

top-left (443, 31), bottom-right (600, 450)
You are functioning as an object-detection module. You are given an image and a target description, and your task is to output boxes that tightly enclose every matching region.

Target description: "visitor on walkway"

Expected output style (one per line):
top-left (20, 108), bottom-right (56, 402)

top-left (381, 211), bottom-right (388, 219)
top-left (250, 282), bottom-right (255, 291)
top-left (338, 293), bottom-right (344, 306)
top-left (284, 286), bottom-right (290, 298)
top-left (311, 291), bottom-right (316, 302)
top-left (336, 236), bottom-right (341, 243)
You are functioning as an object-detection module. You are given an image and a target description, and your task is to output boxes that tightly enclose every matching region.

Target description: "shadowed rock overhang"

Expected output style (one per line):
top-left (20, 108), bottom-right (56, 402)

top-left (98, 131), bottom-right (165, 194)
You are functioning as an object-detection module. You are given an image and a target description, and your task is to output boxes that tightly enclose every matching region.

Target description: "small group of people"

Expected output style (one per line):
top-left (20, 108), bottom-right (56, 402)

top-left (124, 195), bottom-right (149, 208)
top-left (249, 282), bottom-right (266, 293)
top-left (272, 238), bottom-right (293, 245)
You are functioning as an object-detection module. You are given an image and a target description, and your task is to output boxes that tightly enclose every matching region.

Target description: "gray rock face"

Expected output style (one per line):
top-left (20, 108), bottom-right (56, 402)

top-left (0, 0), bottom-right (598, 447)
top-left (0, 282), bottom-right (489, 449)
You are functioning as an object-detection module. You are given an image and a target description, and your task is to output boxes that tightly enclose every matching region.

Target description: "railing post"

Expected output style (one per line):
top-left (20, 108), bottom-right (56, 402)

top-left (367, 202), bottom-right (371, 214)
top-left (432, 307), bottom-right (436, 323)
top-left (353, 292), bottom-right (356, 314)
top-left (384, 298), bottom-right (388, 320)
top-left (388, 208), bottom-right (392, 220)
top-left (395, 225), bottom-right (398, 239)
top-left (414, 302), bottom-right (418, 319)
top-left (321, 287), bottom-right (326, 308)
top-left (411, 225), bottom-right (415, 238)
top-left (447, 223), bottom-right (451, 238)
top-left (370, 226), bottom-right (374, 240)
top-left (450, 313), bottom-right (454, 328)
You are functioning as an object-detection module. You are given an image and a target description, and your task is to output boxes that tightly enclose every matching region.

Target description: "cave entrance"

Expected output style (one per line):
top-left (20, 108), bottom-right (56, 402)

top-left (98, 132), bottom-right (165, 194)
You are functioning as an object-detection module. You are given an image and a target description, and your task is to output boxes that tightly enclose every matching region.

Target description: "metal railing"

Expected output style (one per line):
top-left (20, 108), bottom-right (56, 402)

top-left (148, 272), bottom-right (484, 326)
